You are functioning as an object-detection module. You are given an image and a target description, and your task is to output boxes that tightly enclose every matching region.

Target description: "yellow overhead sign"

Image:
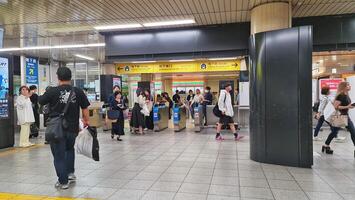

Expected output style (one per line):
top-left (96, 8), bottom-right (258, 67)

top-left (115, 60), bottom-right (240, 74)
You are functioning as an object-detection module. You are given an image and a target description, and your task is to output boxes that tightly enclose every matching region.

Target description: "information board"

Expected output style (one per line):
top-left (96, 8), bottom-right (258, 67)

top-left (0, 57), bottom-right (9, 118)
top-left (25, 57), bottom-right (39, 85)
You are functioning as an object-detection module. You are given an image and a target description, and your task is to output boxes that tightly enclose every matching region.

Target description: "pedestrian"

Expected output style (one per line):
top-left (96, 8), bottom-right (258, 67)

top-left (29, 85), bottom-right (40, 138)
top-left (322, 81), bottom-right (355, 156)
top-left (16, 86), bottom-right (35, 147)
top-left (162, 92), bottom-right (173, 119)
top-left (235, 89), bottom-right (240, 105)
top-left (39, 66), bottom-right (90, 190)
top-left (187, 90), bottom-right (195, 119)
top-left (313, 86), bottom-right (331, 141)
top-left (108, 85), bottom-right (121, 105)
top-left (216, 83), bottom-right (243, 141)
top-left (173, 90), bottom-right (181, 104)
top-left (203, 86), bottom-right (213, 126)
top-left (130, 88), bottom-right (145, 134)
top-left (144, 89), bottom-right (154, 131)
top-left (191, 89), bottom-right (204, 119)
top-left (110, 91), bottom-right (126, 141)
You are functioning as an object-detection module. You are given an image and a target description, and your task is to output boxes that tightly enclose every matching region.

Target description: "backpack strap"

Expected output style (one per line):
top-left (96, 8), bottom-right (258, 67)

top-left (61, 88), bottom-right (74, 116)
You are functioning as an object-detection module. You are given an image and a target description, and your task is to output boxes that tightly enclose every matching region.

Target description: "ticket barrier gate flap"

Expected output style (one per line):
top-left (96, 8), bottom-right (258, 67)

top-left (153, 106), bottom-right (169, 132)
top-left (173, 105), bottom-right (187, 132)
top-left (193, 105), bottom-right (204, 132)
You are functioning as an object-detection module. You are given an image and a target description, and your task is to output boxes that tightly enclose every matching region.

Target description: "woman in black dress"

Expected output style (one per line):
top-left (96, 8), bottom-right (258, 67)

top-left (130, 88), bottom-right (145, 134)
top-left (144, 89), bottom-right (154, 131)
top-left (110, 91), bottom-right (126, 141)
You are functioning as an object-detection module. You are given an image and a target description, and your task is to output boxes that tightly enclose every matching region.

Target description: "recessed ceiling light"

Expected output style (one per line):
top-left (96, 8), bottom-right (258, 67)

top-left (332, 68), bottom-right (337, 74)
top-left (143, 19), bottom-right (195, 27)
top-left (131, 61), bottom-right (156, 63)
top-left (0, 43), bottom-right (106, 52)
top-left (75, 54), bottom-right (95, 61)
top-left (94, 24), bottom-right (142, 30)
top-left (319, 59), bottom-right (324, 63)
top-left (169, 59), bottom-right (195, 62)
top-left (208, 57), bottom-right (238, 61)
top-left (332, 55), bottom-right (337, 61)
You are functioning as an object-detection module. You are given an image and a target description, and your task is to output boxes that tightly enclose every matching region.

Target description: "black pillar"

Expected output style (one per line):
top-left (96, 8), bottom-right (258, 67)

top-left (0, 54), bottom-right (14, 149)
top-left (249, 26), bottom-right (313, 168)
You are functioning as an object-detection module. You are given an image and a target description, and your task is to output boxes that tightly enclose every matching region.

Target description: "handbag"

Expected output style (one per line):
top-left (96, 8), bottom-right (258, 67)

top-left (45, 89), bottom-right (74, 142)
top-left (330, 112), bottom-right (348, 127)
top-left (107, 110), bottom-right (120, 121)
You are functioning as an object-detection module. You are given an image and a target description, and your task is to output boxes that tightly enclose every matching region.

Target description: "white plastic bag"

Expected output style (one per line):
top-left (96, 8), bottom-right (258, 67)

top-left (324, 100), bottom-right (336, 122)
top-left (141, 103), bottom-right (150, 116)
top-left (75, 128), bottom-right (94, 160)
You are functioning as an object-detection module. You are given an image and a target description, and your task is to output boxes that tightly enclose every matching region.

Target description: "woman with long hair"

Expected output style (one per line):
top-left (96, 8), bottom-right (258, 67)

top-left (16, 86), bottom-right (35, 147)
top-left (110, 91), bottom-right (126, 141)
top-left (322, 81), bottom-right (355, 156)
top-left (144, 89), bottom-right (154, 131)
top-left (130, 88), bottom-right (145, 134)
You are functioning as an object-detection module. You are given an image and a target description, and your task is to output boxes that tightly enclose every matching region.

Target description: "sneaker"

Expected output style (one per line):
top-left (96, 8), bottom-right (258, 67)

top-left (55, 181), bottom-right (69, 190)
top-left (313, 136), bottom-right (322, 141)
top-left (235, 135), bottom-right (244, 141)
top-left (216, 135), bottom-right (224, 141)
top-left (68, 173), bottom-right (77, 182)
top-left (334, 136), bottom-right (346, 143)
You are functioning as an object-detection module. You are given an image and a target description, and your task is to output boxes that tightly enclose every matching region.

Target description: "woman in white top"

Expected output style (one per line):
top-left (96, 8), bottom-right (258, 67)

top-left (16, 86), bottom-right (35, 147)
top-left (190, 89), bottom-right (204, 119)
top-left (314, 86), bottom-right (331, 140)
top-left (216, 84), bottom-right (243, 141)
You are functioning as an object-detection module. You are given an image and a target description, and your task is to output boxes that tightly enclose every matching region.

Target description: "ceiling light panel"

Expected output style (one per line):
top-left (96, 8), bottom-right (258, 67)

top-left (143, 19), bottom-right (195, 27)
top-left (94, 24), bottom-right (142, 30)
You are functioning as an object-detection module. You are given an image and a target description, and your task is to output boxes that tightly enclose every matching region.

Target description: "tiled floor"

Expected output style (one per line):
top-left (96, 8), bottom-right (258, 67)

top-left (0, 126), bottom-right (355, 200)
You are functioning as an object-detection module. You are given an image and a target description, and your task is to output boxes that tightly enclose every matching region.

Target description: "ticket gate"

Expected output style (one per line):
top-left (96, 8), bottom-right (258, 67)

top-left (173, 105), bottom-right (187, 132)
top-left (153, 105), bottom-right (169, 132)
top-left (194, 105), bottom-right (204, 132)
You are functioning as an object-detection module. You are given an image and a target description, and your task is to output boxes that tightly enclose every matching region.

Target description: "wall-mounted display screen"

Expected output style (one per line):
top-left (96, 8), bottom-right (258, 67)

top-left (0, 57), bottom-right (9, 118)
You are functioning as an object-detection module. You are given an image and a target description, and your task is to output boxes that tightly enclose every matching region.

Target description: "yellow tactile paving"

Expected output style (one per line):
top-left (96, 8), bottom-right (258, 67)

top-left (0, 193), bottom-right (94, 200)
top-left (0, 144), bottom-right (44, 157)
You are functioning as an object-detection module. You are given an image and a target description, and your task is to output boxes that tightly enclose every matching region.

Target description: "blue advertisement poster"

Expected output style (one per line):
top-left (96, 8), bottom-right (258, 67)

top-left (25, 57), bottom-right (38, 85)
top-left (0, 57), bottom-right (9, 118)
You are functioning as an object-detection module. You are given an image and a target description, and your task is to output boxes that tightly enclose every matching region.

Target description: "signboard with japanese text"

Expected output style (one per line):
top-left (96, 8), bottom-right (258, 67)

top-left (25, 57), bottom-right (39, 85)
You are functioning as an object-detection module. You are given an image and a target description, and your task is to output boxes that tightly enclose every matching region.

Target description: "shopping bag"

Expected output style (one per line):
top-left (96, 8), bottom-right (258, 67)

top-left (75, 127), bottom-right (100, 161)
top-left (323, 100), bottom-right (336, 122)
top-left (141, 104), bottom-right (150, 116)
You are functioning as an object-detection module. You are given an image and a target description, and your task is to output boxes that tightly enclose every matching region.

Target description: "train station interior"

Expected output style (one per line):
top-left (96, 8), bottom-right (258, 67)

top-left (0, 0), bottom-right (355, 199)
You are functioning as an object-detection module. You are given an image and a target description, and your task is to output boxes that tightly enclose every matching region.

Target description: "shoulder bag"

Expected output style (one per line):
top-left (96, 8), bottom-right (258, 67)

top-left (45, 89), bottom-right (74, 142)
top-left (213, 93), bottom-right (227, 118)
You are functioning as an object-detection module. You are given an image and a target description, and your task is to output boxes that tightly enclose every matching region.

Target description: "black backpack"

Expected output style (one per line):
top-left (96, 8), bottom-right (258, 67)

top-left (213, 93), bottom-right (227, 118)
top-left (313, 102), bottom-right (320, 112)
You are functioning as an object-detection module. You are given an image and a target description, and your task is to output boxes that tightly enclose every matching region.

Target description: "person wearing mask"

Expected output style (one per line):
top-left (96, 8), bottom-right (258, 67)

top-left (322, 82), bottom-right (355, 156)
top-left (39, 67), bottom-right (90, 190)
top-left (162, 92), bottom-right (173, 119)
top-left (216, 84), bottom-right (243, 141)
top-left (313, 86), bottom-right (331, 141)
top-left (203, 86), bottom-right (213, 126)
top-left (110, 91), bottom-right (126, 141)
top-left (130, 88), bottom-right (145, 134)
top-left (191, 89), bottom-right (204, 120)
top-left (235, 89), bottom-right (240, 105)
top-left (172, 90), bottom-right (181, 104)
top-left (29, 85), bottom-right (40, 138)
top-left (144, 89), bottom-right (154, 131)
top-left (16, 86), bottom-right (35, 147)
top-left (108, 85), bottom-right (121, 105)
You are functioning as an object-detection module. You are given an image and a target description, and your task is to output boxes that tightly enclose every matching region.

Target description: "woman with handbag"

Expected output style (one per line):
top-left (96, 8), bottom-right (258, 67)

top-left (144, 89), bottom-right (154, 131)
top-left (130, 88), bottom-right (145, 134)
top-left (110, 91), bottom-right (126, 141)
top-left (323, 82), bottom-right (355, 156)
top-left (16, 86), bottom-right (35, 147)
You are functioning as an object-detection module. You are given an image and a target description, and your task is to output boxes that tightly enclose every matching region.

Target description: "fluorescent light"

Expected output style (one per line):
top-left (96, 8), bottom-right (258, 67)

top-left (0, 43), bottom-right (105, 52)
top-left (143, 19), bottom-right (195, 27)
top-left (332, 68), bottom-right (337, 74)
top-left (131, 61), bottom-right (156, 64)
top-left (94, 24), bottom-right (142, 30)
top-left (169, 59), bottom-right (195, 62)
top-left (75, 54), bottom-right (95, 61)
top-left (332, 55), bottom-right (337, 61)
top-left (208, 57), bottom-right (238, 61)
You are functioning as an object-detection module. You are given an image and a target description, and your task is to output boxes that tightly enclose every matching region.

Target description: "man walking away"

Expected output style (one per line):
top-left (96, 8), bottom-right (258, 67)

top-left (203, 86), bottom-right (213, 126)
top-left (173, 90), bottom-right (181, 104)
top-left (39, 67), bottom-right (90, 190)
top-left (216, 83), bottom-right (243, 141)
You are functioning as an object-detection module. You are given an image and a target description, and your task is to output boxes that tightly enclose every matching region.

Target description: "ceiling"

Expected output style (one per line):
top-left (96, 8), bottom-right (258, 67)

top-left (0, 0), bottom-right (354, 61)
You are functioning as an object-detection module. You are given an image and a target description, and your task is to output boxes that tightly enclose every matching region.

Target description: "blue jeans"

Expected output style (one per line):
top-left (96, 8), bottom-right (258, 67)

top-left (314, 115), bottom-right (330, 137)
top-left (325, 118), bottom-right (355, 146)
top-left (50, 132), bottom-right (77, 184)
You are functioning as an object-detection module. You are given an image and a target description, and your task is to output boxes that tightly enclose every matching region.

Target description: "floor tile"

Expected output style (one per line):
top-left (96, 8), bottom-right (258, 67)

top-left (141, 191), bottom-right (176, 200)
top-left (174, 193), bottom-right (207, 200)
top-left (150, 181), bottom-right (182, 192)
top-left (268, 180), bottom-right (301, 191)
top-left (107, 189), bottom-right (146, 200)
top-left (212, 176), bottom-right (239, 186)
top-left (179, 183), bottom-right (210, 194)
top-left (123, 180), bottom-right (155, 190)
top-left (184, 174), bottom-right (212, 184)
top-left (306, 191), bottom-right (344, 200)
top-left (239, 178), bottom-right (269, 188)
top-left (207, 195), bottom-right (240, 200)
top-left (272, 189), bottom-right (308, 200)
top-left (240, 187), bottom-right (274, 199)
top-left (209, 184), bottom-right (240, 197)
top-left (78, 187), bottom-right (117, 199)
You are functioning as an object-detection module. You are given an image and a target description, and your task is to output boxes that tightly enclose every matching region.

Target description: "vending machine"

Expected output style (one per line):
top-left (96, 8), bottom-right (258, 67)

top-left (0, 54), bottom-right (14, 149)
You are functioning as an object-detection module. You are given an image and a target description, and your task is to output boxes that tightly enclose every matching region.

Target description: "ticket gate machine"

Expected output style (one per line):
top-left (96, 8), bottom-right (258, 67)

top-left (153, 105), bottom-right (169, 132)
top-left (173, 105), bottom-right (187, 132)
top-left (194, 105), bottom-right (204, 132)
